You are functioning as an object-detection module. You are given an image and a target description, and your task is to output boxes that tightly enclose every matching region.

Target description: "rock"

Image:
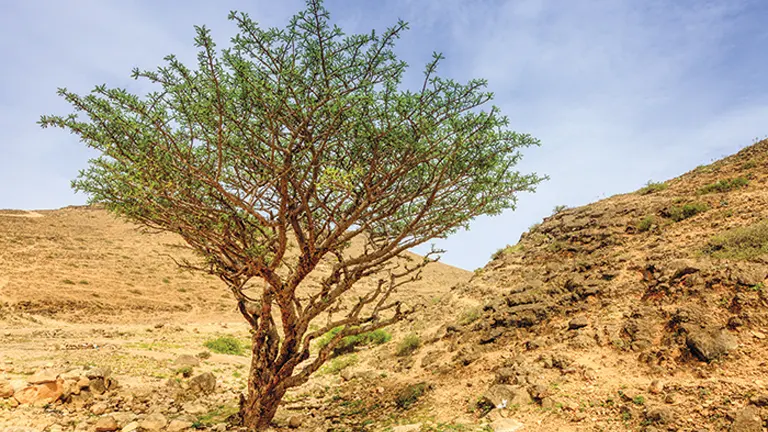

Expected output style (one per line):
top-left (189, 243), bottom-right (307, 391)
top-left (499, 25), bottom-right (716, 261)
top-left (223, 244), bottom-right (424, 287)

top-left (182, 402), bottom-right (207, 415)
top-left (528, 383), bottom-right (549, 400)
top-left (139, 413), bottom-right (168, 431)
top-left (0, 378), bottom-right (13, 398)
top-left (645, 406), bottom-right (673, 424)
top-left (121, 422), bottom-right (140, 432)
top-left (648, 380), bottom-right (664, 395)
top-left (749, 394), bottom-right (768, 407)
top-left (751, 331), bottom-right (766, 340)
top-left (731, 406), bottom-right (762, 432)
top-left (173, 355), bottom-right (200, 368)
top-left (167, 420), bottom-right (194, 432)
top-left (491, 418), bottom-right (524, 432)
top-left (482, 384), bottom-right (532, 409)
top-left (188, 372), bottom-right (216, 395)
top-left (568, 316), bottom-right (589, 330)
top-left (13, 379), bottom-right (64, 405)
top-left (288, 415), bottom-right (303, 428)
top-left (77, 376), bottom-right (90, 389)
top-left (27, 369), bottom-right (59, 384)
top-left (91, 402), bottom-right (108, 415)
top-left (686, 327), bottom-right (737, 362)
top-left (95, 416), bottom-right (119, 432)
top-left (86, 367), bottom-right (111, 379)
top-left (90, 378), bottom-right (108, 395)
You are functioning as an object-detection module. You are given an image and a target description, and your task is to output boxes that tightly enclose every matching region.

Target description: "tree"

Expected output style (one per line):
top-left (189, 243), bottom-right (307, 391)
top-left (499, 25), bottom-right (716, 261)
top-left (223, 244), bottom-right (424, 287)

top-left (40, 1), bottom-right (545, 429)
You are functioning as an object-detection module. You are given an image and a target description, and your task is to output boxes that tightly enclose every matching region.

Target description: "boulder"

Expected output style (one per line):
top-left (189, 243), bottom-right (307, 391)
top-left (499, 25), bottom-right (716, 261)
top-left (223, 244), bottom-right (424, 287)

top-left (188, 372), bottom-right (216, 395)
top-left (731, 406), bottom-right (762, 432)
top-left (173, 355), bottom-right (200, 369)
top-left (139, 413), bottom-right (168, 431)
top-left (13, 378), bottom-right (64, 405)
top-left (0, 378), bottom-right (13, 398)
top-left (482, 384), bottom-right (532, 409)
top-left (686, 327), bottom-right (737, 362)
top-left (288, 415), bottom-right (303, 428)
top-left (95, 416), bottom-right (119, 432)
top-left (27, 369), bottom-right (59, 384)
top-left (90, 377), bottom-right (108, 395)
top-left (568, 316), bottom-right (589, 330)
top-left (86, 367), bottom-right (111, 380)
top-left (91, 402), bottom-right (108, 415)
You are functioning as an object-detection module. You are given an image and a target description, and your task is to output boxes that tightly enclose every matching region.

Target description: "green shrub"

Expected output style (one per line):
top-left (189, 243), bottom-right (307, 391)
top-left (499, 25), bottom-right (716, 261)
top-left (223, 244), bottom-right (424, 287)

top-left (458, 307), bottom-right (481, 325)
top-left (396, 333), bottom-right (421, 357)
top-left (637, 181), bottom-right (668, 195)
top-left (203, 336), bottom-right (246, 356)
top-left (315, 327), bottom-right (392, 356)
top-left (395, 382), bottom-right (429, 409)
top-left (319, 354), bottom-right (358, 375)
top-left (705, 220), bottom-right (768, 260)
top-left (62, 279), bottom-right (75, 285)
top-left (491, 243), bottom-right (523, 260)
top-left (667, 202), bottom-right (708, 222)
top-left (552, 205), bottom-right (568, 215)
top-left (175, 366), bottom-right (194, 378)
top-left (742, 160), bottom-right (757, 170)
top-left (636, 216), bottom-right (657, 232)
top-left (698, 177), bottom-right (749, 194)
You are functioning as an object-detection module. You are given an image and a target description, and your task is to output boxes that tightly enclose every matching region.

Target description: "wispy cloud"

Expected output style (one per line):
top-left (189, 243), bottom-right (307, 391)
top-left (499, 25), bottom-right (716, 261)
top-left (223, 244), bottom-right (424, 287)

top-left (1, 0), bottom-right (766, 269)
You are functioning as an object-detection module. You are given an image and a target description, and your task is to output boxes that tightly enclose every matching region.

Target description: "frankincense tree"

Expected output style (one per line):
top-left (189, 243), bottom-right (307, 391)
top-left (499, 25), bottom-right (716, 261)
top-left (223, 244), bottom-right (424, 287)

top-left (40, 0), bottom-right (544, 429)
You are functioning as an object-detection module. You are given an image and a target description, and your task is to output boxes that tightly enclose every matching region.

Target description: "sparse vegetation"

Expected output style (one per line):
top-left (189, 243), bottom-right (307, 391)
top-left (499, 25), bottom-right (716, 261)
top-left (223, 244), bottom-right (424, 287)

top-left (742, 160), bottom-right (757, 170)
top-left (62, 279), bottom-right (75, 285)
top-left (319, 354), bottom-right (358, 375)
top-left (705, 220), bottom-right (768, 260)
top-left (552, 204), bottom-right (568, 215)
top-left (396, 333), bottom-right (421, 357)
top-left (315, 327), bottom-right (392, 356)
top-left (175, 366), bottom-right (193, 378)
top-left (637, 180), bottom-right (668, 195)
top-left (667, 202), bottom-right (708, 222)
top-left (698, 177), bottom-right (749, 194)
top-left (636, 215), bottom-right (657, 232)
top-left (458, 307), bottom-right (482, 326)
top-left (395, 382), bottom-right (429, 409)
top-left (491, 243), bottom-right (523, 260)
top-left (203, 336), bottom-right (246, 356)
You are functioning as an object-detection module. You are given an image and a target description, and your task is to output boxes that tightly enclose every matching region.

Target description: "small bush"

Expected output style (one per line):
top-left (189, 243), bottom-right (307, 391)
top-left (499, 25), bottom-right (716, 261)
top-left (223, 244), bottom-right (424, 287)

top-left (175, 366), bottom-right (194, 378)
top-left (705, 220), bottom-right (768, 260)
top-left (197, 351), bottom-right (212, 360)
top-left (698, 177), bottom-right (749, 194)
top-left (458, 307), bottom-right (481, 326)
top-left (637, 181), bottom-right (668, 195)
top-left (396, 333), bottom-right (421, 357)
top-left (315, 327), bottom-right (392, 356)
top-left (636, 216), bottom-right (657, 232)
top-left (491, 243), bottom-right (523, 260)
top-left (319, 354), bottom-right (358, 375)
top-left (552, 205), bottom-right (568, 215)
top-left (395, 382), bottom-right (429, 409)
top-left (78, 280), bottom-right (89, 285)
top-left (742, 160), bottom-right (757, 170)
top-left (667, 202), bottom-right (708, 222)
top-left (203, 336), bottom-right (246, 356)
top-left (62, 279), bottom-right (75, 285)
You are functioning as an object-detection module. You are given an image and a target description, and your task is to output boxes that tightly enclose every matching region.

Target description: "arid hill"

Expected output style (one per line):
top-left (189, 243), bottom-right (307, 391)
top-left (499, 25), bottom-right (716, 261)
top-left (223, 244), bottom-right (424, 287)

top-left (1, 140), bottom-right (768, 432)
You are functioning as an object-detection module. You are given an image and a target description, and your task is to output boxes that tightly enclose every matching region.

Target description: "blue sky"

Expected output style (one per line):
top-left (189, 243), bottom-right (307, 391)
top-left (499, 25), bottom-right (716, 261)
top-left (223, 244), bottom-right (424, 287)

top-left (1, 0), bottom-right (766, 270)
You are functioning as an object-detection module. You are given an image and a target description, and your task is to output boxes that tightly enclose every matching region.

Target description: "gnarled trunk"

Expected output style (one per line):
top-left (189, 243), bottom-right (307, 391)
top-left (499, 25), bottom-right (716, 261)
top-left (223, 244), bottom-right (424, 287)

top-left (241, 345), bottom-right (290, 431)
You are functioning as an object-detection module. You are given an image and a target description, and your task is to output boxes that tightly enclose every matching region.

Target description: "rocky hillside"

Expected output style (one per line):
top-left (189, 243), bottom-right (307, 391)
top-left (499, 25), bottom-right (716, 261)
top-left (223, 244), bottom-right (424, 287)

top-left (434, 139), bottom-right (768, 431)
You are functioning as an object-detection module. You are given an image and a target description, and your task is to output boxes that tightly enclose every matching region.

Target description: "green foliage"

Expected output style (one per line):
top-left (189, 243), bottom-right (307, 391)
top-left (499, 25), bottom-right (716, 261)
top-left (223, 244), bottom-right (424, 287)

top-left (632, 395), bottom-right (646, 405)
top-left (396, 333), bottom-right (421, 357)
top-left (742, 160), bottom-right (757, 170)
top-left (698, 177), bottom-right (749, 194)
top-left (528, 222), bottom-right (541, 232)
top-left (395, 382), bottom-right (429, 409)
top-left (195, 404), bottom-right (240, 427)
top-left (203, 336), bottom-right (246, 356)
top-left (315, 327), bottom-right (392, 356)
top-left (667, 202), bottom-right (708, 222)
top-left (705, 220), bottom-right (768, 260)
top-left (62, 279), bottom-right (75, 285)
top-left (458, 307), bottom-right (481, 325)
top-left (490, 243), bottom-right (523, 260)
top-left (175, 366), bottom-right (194, 378)
top-left (636, 216), bottom-right (657, 233)
top-left (552, 204), bottom-right (568, 215)
top-left (319, 354), bottom-right (358, 375)
top-left (637, 180), bottom-right (668, 195)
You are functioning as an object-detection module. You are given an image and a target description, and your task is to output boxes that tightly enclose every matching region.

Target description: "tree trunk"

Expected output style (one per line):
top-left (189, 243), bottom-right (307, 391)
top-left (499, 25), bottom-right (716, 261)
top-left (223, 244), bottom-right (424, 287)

top-left (241, 382), bottom-right (286, 431)
top-left (240, 325), bottom-right (289, 431)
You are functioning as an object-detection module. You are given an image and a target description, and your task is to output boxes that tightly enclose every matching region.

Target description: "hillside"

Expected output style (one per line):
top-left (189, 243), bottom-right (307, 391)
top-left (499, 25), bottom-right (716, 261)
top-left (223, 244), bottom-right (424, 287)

top-left (1, 140), bottom-right (768, 432)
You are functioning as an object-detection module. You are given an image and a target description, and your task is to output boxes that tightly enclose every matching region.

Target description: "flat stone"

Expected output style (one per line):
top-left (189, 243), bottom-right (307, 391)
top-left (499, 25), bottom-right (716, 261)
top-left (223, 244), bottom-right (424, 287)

top-left (13, 379), bottom-right (64, 405)
top-left (568, 316), bottom-right (589, 330)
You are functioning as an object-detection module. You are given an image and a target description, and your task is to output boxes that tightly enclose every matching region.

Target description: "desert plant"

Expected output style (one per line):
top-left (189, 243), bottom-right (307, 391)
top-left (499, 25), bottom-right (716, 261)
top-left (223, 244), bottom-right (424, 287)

top-left (667, 202), bottom-right (708, 222)
top-left (319, 354), bottom-right (358, 375)
top-left (39, 1), bottom-right (545, 428)
top-left (396, 333), bottom-right (421, 356)
top-left (203, 336), bottom-right (245, 356)
top-left (458, 307), bottom-right (482, 325)
top-left (395, 382), bottom-right (429, 409)
top-left (552, 204), bottom-right (568, 215)
top-left (705, 220), bottom-right (768, 260)
top-left (315, 327), bottom-right (391, 355)
top-left (636, 216), bottom-right (657, 233)
top-left (698, 177), bottom-right (749, 194)
top-left (637, 181), bottom-right (668, 195)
